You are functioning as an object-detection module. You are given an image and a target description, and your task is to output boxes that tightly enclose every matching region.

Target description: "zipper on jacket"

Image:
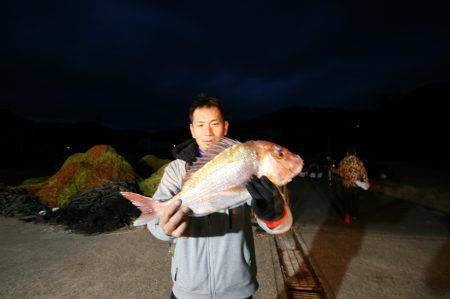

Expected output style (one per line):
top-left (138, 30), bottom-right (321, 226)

top-left (174, 267), bottom-right (178, 281)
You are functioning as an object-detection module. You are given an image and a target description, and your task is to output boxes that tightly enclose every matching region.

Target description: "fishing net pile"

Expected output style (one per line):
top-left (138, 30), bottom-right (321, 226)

top-left (0, 145), bottom-right (171, 234)
top-left (53, 181), bottom-right (140, 234)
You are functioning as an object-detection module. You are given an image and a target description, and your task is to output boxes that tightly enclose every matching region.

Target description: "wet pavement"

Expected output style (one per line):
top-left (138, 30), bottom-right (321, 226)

top-left (1, 177), bottom-right (449, 298)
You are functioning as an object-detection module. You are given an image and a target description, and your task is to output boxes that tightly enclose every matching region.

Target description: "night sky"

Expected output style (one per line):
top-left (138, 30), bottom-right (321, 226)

top-left (2, 0), bottom-right (450, 131)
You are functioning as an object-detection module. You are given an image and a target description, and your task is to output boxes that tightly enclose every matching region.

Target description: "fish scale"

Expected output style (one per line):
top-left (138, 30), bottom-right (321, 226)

top-left (120, 137), bottom-right (303, 226)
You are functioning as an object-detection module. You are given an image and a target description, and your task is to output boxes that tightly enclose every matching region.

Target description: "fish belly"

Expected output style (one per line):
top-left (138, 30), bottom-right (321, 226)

top-left (188, 187), bottom-right (250, 216)
top-left (179, 153), bottom-right (256, 215)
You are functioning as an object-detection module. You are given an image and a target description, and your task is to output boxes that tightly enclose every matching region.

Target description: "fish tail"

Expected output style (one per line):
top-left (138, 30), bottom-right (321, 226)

top-left (120, 192), bottom-right (163, 226)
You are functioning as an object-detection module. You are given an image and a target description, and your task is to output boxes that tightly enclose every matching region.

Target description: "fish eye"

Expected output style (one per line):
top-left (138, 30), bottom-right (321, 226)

top-left (274, 147), bottom-right (284, 159)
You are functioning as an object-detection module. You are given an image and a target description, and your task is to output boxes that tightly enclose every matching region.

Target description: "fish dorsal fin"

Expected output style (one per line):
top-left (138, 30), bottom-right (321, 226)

top-left (184, 137), bottom-right (241, 183)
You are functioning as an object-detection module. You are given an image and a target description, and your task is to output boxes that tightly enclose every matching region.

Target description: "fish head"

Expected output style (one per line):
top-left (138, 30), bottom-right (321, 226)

top-left (255, 141), bottom-right (304, 186)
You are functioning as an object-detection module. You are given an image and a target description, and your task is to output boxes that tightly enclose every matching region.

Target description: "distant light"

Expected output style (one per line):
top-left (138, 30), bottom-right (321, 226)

top-left (355, 123), bottom-right (360, 129)
top-left (66, 146), bottom-right (71, 150)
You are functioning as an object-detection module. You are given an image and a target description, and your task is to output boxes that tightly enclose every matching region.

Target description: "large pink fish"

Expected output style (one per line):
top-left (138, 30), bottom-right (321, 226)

top-left (121, 137), bottom-right (303, 226)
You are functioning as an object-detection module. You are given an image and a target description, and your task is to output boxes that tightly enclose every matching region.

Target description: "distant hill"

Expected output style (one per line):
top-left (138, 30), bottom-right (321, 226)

top-left (1, 108), bottom-right (171, 184)
top-left (2, 83), bottom-right (449, 185)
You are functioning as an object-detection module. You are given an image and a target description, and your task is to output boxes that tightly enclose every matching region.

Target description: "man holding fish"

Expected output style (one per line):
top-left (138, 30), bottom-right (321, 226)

top-left (121, 93), bottom-right (303, 299)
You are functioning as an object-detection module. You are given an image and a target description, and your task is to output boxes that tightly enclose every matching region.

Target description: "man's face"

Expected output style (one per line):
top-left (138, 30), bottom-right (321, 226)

top-left (190, 107), bottom-right (229, 152)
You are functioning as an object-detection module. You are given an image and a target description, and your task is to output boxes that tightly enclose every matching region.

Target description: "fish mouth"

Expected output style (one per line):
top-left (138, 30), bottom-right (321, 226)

top-left (278, 156), bottom-right (303, 181)
top-left (289, 157), bottom-right (304, 176)
top-left (279, 163), bottom-right (304, 186)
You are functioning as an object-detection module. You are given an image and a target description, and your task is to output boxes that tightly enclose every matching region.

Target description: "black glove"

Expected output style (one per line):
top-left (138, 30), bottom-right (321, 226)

top-left (246, 175), bottom-right (285, 222)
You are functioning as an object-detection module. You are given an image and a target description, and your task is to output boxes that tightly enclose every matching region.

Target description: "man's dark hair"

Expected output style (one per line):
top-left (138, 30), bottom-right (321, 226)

top-left (189, 93), bottom-right (225, 122)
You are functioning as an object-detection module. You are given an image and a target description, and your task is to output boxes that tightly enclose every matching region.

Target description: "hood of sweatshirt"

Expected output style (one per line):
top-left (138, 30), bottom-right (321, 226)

top-left (172, 138), bottom-right (199, 165)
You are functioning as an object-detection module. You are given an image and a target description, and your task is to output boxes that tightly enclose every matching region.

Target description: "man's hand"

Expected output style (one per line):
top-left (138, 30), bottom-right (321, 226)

top-left (246, 175), bottom-right (285, 222)
top-left (158, 199), bottom-right (191, 238)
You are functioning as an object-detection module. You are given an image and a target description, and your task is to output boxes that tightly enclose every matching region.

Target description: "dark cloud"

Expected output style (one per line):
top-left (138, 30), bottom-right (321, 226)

top-left (2, 0), bottom-right (450, 130)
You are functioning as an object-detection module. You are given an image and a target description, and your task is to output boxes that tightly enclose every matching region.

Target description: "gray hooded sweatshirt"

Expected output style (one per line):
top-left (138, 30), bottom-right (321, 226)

top-left (148, 155), bottom-right (291, 298)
